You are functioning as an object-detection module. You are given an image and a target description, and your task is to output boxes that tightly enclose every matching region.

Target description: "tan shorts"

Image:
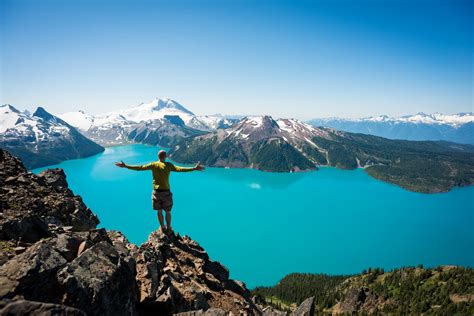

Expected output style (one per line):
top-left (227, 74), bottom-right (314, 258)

top-left (152, 190), bottom-right (173, 212)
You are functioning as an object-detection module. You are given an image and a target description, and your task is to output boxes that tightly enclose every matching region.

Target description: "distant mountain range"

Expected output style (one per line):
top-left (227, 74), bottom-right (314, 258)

top-left (59, 98), bottom-right (236, 146)
top-left (169, 115), bottom-right (474, 193)
top-left (0, 104), bottom-right (104, 169)
top-left (1, 99), bottom-right (473, 193)
top-left (308, 112), bottom-right (474, 145)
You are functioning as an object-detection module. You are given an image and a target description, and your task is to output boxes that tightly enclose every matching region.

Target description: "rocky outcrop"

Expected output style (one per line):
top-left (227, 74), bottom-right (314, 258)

top-left (0, 148), bottom-right (264, 315)
top-left (0, 149), bottom-right (99, 245)
top-left (135, 230), bottom-right (259, 315)
top-left (0, 299), bottom-right (86, 315)
top-left (291, 297), bottom-right (314, 316)
top-left (0, 229), bottom-right (139, 316)
top-left (335, 287), bottom-right (379, 313)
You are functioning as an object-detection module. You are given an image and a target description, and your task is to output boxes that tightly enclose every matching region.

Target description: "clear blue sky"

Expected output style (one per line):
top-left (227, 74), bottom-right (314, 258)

top-left (1, 0), bottom-right (472, 119)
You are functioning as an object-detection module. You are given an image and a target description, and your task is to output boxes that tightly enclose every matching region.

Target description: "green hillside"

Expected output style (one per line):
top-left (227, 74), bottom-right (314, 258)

top-left (253, 266), bottom-right (474, 315)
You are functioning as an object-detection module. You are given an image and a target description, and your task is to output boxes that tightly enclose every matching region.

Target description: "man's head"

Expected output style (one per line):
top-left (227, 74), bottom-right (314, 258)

top-left (158, 150), bottom-right (167, 162)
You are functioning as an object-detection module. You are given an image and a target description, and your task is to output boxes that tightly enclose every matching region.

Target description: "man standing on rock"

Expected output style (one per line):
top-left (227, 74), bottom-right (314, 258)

top-left (115, 150), bottom-right (204, 234)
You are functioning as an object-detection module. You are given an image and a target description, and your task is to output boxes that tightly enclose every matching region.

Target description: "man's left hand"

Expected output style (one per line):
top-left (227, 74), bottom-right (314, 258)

top-left (194, 162), bottom-right (205, 171)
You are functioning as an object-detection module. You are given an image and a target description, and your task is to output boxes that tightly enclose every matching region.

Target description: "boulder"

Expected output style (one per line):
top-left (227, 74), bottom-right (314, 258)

top-left (57, 240), bottom-right (138, 316)
top-left (0, 149), bottom-right (99, 242)
top-left (0, 299), bottom-right (86, 316)
top-left (135, 229), bottom-right (259, 315)
top-left (0, 231), bottom-right (139, 315)
top-left (174, 308), bottom-right (228, 316)
top-left (337, 287), bottom-right (378, 313)
top-left (0, 214), bottom-right (52, 243)
top-left (292, 296), bottom-right (314, 316)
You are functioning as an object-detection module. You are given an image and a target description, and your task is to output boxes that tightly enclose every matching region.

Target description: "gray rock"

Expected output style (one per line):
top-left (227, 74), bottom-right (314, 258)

top-left (262, 306), bottom-right (288, 316)
top-left (0, 149), bottom-right (99, 242)
top-left (0, 215), bottom-right (52, 243)
top-left (337, 287), bottom-right (378, 313)
top-left (0, 239), bottom-right (68, 301)
top-left (292, 296), bottom-right (314, 316)
top-left (135, 229), bottom-right (259, 315)
top-left (57, 241), bottom-right (138, 316)
top-left (0, 299), bottom-right (86, 316)
top-left (174, 308), bottom-right (228, 316)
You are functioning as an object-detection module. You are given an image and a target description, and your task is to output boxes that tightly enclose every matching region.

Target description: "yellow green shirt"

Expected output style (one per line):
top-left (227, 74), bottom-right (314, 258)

top-left (126, 161), bottom-right (194, 190)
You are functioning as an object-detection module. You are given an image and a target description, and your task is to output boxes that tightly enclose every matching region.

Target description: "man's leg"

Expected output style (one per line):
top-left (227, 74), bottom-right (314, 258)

top-left (164, 192), bottom-right (173, 233)
top-left (157, 209), bottom-right (166, 229)
top-left (165, 210), bottom-right (172, 232)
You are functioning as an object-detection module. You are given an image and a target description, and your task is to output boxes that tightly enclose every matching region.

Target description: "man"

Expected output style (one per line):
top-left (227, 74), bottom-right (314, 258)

top-left (115, 150), bottom-right (204, 234)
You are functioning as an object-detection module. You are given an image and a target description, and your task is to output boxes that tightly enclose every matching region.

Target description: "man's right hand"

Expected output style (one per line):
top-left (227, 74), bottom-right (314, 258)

top-left (115, 160), bottom-right (126, 168)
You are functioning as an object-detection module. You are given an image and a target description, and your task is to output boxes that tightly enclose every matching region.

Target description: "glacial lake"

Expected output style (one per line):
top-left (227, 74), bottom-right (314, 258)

top-left (33, 144), bottom-right (474, 288)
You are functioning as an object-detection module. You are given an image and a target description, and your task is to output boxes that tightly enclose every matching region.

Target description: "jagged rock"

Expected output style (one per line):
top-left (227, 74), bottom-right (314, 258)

top-left (262, 306), bottom-right (288, 315)
top-left (108, 230), bottom-right (139, 272)
top-left (336, 287), bottom-right (378, 313)
top-left (40, 168), bottom-right (70, 192)
top-left (0, 215), bottom-right (52, 243)
top-left (0, 230), bottom-right (138, 315)
top-left (0, 149), bottom-right (99, 243)
top-left (0, 299), bottom-right (86, 315)
top-left (135, 230), bottom-right (259, 315)
top-left (291, 296), bottom-right (314, 316)
top-left (0, 149), bottom-right (261, 315)
top-left (174, 308), bottom-right (228, 316)
top-left (57, 240), bottom-right (138, 316)
top-left (0, 237), bottom-right (69, 301)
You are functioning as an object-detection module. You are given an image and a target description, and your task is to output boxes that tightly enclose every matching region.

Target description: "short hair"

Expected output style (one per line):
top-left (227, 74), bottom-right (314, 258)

top-left (158, 150), bottom-right (167, 157)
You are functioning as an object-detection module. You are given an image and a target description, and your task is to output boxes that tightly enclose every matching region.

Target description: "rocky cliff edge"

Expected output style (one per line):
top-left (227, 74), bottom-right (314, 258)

top-left (0, 149), bottom-right (312, 315)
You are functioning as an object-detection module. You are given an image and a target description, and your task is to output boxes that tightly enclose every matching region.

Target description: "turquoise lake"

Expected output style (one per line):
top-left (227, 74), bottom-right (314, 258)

top-left (33, 144), bottom-right (474, 288)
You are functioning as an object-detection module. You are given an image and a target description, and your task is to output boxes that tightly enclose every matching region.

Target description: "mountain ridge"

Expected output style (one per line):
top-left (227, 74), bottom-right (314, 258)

top-left (309, 112), bottom-right (474, 145)
top-left (169, 115), bottom-right (474, 193)
top-left (59, 98), bottom-right (236, 134)
top-left (57, 98), bottom-right (236, 147)
top-left (0, 104), bottom-right (104, 169)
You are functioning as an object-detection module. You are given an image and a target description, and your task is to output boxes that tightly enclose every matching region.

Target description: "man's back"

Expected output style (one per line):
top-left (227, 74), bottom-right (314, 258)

top-left (115, 150), bottom-right (204, 233)
top-left (125, 161), bottom-right (194, 190)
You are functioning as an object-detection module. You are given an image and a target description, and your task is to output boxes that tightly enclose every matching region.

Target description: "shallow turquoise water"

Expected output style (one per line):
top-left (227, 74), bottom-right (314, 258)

top-left (33, 144), bottom-right (474, 288)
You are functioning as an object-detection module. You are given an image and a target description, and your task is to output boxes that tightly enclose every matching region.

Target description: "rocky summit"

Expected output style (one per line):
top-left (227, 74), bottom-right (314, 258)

top-left (0, 148), bottom-right (313, 315)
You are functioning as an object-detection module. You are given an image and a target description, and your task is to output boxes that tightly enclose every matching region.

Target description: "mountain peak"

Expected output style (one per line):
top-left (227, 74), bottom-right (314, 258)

top-left (33, 106), bottom-right (56, 121)
top-left (242, 115), bottom-right (278, 129)
top-left (151, 98), bottom-right (195, 116)
top-left (1, 104), bottom-right (21, 113)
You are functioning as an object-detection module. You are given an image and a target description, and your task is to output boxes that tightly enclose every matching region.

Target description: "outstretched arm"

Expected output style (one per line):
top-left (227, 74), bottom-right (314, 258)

top-left (115, 161), bottom-right (153, 170)
top-left (170, 162), bottom-right (205, 172)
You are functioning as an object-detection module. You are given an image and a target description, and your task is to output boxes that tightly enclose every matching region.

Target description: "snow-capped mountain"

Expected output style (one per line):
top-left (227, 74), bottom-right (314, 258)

top-left (127, 118), bottom-right (206, 147)
top-left (308, 112), bottom-right (474, 144)
top-left (60, 98), bottom-right (236, 131)
top-left (220, 116), bottom-right (329, 144)
top-left (188, 114), bottom-right (236, 130)
top-left (169, 115), bottom-right (332, 171)
top-left (58, 98), bottom-right (237, 145)
top-left (320, 112), bottom-right (474, 126)
top-left (59, 110), bottom-right (95, 130)
top-left (113, 98), bottom-right (196, 124)
top-left (0, 104), bottom-right (104, 168)
top-left (169, 115), bottom-right (474, 193)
